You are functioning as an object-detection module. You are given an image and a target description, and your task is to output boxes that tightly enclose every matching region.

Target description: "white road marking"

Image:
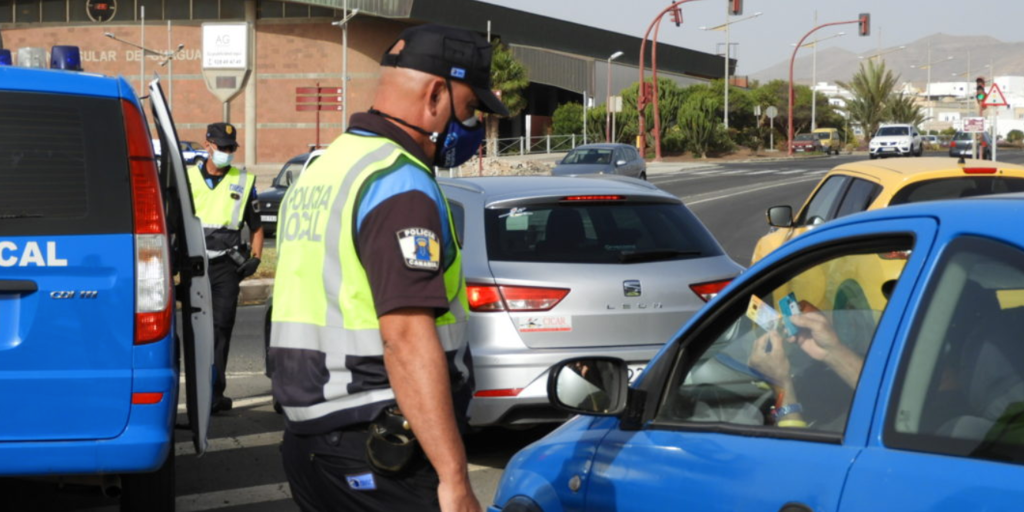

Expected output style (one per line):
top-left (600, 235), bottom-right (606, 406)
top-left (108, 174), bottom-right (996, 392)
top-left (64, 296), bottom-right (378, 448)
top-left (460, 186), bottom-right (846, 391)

top-left (176, 430), bottom-right (283, 457)
top-left (683, 175), bottom-right (821, 206)
top-left (176, 483), bottom-right (293, 512)
top-left (778, 169), bottom-right (809, 174)
top-left (745, 169), bottom-right (779, 175)
top-left (179, 371), bottom-right (266, 384)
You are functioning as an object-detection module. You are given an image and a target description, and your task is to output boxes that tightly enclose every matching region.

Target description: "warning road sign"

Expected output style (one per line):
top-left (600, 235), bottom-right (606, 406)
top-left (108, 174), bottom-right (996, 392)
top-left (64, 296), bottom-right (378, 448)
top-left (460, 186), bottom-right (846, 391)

top-left (983, 83), bottom-right (1009, 108)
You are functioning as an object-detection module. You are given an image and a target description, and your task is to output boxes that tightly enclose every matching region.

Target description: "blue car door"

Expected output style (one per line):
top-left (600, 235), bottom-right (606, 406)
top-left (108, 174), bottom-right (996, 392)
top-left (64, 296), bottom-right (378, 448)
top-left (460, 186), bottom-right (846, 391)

top-left (584, 218), bottom-right (938, 512)
top-left (840, 233), bottom-right (1024, 511)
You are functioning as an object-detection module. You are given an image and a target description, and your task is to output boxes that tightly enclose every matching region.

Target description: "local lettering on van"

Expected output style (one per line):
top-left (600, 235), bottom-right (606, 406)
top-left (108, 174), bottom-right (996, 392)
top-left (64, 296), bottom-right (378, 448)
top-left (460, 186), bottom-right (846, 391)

top-left (0, 241), bottom-right (68, 267)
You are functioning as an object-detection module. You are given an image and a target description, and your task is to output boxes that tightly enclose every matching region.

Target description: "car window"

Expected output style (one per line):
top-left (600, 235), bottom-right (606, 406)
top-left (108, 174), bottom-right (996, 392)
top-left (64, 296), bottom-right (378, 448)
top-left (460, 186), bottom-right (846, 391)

top-left (889, 177), bottom-right (1024, 205)
top-left (799, 175), bottom-right (850, 226)
top-left (276, 160), bottom-right (305, 184)
top-left (0, 91), bottom-right (132, 236)
top-left (564, 148), bottom-right (614, 165)
top-left (629, 147), bottom-right (640, 161)
top-left (886, 236), bottom-right (1024, 465)
top-left (448, 200), bottom-right (466, 244)
top-left (834, 179), bottom-right (883, 219)
top-left (484, 201), bottom-right (722, 264)
top-left (877, 127), bottom-right (910, 136)
top-left (655, 237), bottom-right (913, 435)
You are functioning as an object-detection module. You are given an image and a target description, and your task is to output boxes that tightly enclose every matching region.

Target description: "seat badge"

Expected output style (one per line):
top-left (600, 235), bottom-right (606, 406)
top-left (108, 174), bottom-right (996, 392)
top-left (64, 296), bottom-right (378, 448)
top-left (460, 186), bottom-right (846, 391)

top-left (623, 280), bottom-right (642, 297)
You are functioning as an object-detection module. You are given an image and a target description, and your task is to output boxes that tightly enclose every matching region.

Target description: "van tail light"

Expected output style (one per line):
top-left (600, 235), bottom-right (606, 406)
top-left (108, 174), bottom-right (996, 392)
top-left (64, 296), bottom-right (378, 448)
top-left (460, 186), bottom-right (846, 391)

top-left (964, 167), bottom-right (998, 174)
top-left (123, 99), bottom-right (172, 345)
top-left (466, 284), bottom-right (569, 312)
top-left (880, 250), bottom-right (912, 260)
top-left (132, 392), bottom-right (165, 405)
top-left (950, 141), bottom-right (956, 148)
top-left (690, 279), bottom-right (732, 302)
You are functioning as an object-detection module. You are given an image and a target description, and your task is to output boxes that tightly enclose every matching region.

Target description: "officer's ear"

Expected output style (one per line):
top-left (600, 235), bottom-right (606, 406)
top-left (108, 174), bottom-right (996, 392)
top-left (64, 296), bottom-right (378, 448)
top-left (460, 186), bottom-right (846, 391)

top-left (426, 77), bottom-right (448, 120)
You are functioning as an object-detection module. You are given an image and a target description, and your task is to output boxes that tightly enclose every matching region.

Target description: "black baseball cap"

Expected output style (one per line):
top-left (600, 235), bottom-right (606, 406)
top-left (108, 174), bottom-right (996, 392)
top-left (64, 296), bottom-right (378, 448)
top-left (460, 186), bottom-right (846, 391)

top-left (206, 122), bottom-right (238, 150)
top-left (381, 24), bottom-right (510, 117)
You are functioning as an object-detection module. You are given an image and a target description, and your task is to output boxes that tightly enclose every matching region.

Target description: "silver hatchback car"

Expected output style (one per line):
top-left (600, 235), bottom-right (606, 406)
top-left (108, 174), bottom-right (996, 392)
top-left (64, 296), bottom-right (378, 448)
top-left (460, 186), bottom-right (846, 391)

top-left (440, 175), bottom-right (743, 427)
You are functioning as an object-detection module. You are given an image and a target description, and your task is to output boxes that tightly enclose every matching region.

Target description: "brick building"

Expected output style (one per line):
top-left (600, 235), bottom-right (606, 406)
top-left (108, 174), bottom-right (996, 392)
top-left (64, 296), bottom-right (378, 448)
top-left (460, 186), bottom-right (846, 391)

top-left (1, 0), bottom-right (728, 169)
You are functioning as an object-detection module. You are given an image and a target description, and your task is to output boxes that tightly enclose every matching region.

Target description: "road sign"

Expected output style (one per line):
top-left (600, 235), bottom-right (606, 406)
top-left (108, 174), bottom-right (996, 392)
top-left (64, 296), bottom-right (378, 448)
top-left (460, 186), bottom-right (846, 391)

top-left (963, 117), bottom-right (986, 133)
top-left (766, 106), bottom-right (778, 119)
top-left (296, 83), bottom-right (343, 149)
top-left (609, 96), bottom-right (623, 114)
top-left (754, 105), bottom-right (762, 116)
top-left (201, 23), bottom-right (251, 106)
top-left (983, 83), bottom-right (1009, 108)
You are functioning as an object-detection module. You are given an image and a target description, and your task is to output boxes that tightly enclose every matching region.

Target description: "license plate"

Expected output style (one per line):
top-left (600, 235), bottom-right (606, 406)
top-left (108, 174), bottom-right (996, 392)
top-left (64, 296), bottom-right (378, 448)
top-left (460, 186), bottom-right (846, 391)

top-left (627, 363), bottom-right (647, 383)
top-left (261, 215), bottom-right (277, 222)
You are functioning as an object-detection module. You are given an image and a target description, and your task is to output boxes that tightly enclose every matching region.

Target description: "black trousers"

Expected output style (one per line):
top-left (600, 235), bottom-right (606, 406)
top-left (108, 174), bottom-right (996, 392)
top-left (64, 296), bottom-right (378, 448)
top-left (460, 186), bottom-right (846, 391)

top-left (209, 257), bottom-right (241, 400)
top-left (281, 429), bottom-right (441, 512)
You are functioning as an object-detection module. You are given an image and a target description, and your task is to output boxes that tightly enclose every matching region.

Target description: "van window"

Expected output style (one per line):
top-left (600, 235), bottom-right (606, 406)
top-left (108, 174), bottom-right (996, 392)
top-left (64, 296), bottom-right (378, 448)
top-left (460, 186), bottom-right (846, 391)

top-left (0, 92), bottom-right (133, 236)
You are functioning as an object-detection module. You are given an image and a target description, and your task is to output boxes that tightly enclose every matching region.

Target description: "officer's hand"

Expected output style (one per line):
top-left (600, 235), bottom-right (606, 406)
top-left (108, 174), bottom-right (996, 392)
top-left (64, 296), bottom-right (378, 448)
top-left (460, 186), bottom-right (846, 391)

top-left (438, 479), bottom-right (481, 512)
top-left (236, 257), bottom-right (261, 278)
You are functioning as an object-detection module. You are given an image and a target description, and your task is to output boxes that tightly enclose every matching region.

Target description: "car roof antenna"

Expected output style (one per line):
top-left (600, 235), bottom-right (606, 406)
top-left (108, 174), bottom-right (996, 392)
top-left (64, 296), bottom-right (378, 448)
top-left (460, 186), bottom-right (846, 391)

top-left (957, 155), bottom-right (966, 165)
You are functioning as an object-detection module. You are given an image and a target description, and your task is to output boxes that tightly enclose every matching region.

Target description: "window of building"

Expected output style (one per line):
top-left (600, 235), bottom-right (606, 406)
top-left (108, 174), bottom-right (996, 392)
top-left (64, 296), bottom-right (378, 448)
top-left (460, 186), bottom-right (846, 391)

top-left (165, 0), bottom-right (191, 20)
top-left (1, 2), bottom-right (14, 23)
top-left (69, 0), bottom-right (91, 21)
top-left (310, 6), bottom-right (334, 17)
top-left (257, 0), bottom-right (284, 18)
top-left (15, 0), bottom-right (41, 23)
top-left (284, 2), bottom-right (308, 17)
top-left (221, 0), bottom-right (246, 19)
top-left (192, 0), bottom-right (218, 19)
top-left (137, 0), bottom-right (163, 20)
top-left (41, 0), bottom-right (66, 22)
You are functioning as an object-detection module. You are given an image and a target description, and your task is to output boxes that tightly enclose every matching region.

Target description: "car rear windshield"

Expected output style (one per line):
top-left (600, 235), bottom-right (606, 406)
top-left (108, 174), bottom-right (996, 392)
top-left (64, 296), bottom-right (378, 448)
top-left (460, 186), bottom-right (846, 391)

top-left (877, 127), bottom-right (909, 136)
top-left (889, 177), bottom-right (1024, 205)
top-left (795, 134), bottom-right (815, 141)
top-left (484, 200), bottom-right (722, 264)
top-left (0, 91), bottom-right (133, 236)
top-left (562, 149), bottom-right (614, 165)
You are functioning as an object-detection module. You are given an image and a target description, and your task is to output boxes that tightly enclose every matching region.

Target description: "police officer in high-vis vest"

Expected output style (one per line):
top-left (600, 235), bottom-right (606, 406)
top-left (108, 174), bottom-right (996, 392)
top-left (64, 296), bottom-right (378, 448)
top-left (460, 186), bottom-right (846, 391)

top-left (269, 25), bottom-right (508, 512)
top-left (191, 122), bottom-right (264, 414)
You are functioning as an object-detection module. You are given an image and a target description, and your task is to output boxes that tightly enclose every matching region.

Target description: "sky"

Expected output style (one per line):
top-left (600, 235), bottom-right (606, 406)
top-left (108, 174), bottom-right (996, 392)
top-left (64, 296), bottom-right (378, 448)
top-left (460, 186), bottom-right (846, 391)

top-left (477, 0), bottom-right (1024, 75)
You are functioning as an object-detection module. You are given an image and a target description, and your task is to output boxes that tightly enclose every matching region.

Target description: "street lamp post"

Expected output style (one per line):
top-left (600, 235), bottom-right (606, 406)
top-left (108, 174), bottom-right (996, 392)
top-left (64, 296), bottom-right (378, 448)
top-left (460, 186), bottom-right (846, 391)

top-left (788, 16), bottom-right (869, 157)
top-left (701, 11), bottom-right (762, 130)
top-left (332, 6), bottom-right (360, 132)
top-left (911, 42), bottom-right (954, 121)
top-left (791, 31), bottom-right (845, 131)
top-left (605, 50), bottom-right (623, 143)
top-left (104, 30), bottom-right (184, 108)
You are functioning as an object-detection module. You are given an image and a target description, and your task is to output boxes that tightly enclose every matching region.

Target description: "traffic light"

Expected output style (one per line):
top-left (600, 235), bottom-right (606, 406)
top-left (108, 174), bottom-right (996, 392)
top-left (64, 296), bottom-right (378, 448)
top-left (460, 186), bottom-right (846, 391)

top-left (859, 13), bottom-right (870, 37)
top-left (669, 6), bottom-right (682, 27)
top-left (730, 0), bottom-right (743, 16)
top-left (976, 77), bottom-right (987, 104)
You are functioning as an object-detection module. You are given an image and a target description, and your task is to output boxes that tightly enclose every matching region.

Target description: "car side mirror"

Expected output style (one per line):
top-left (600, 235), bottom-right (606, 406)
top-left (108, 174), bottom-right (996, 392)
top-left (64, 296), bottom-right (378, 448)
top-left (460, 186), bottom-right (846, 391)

top-left (615, 160), bottom-right (627, 167)
top-left (547, 357), bottom-right (629, 416)
top-left (284, 170), bottom-right (294, 188)
top-left (767, 205), bottom-right (794, 228)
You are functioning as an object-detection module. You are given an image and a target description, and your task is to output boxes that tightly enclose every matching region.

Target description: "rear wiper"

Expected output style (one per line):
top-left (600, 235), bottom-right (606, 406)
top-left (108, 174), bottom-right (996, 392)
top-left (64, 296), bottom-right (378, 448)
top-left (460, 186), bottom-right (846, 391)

top-left (0, 213), bottom-right (43, 219)
top-left (618, 249), bottom-right (701, 263)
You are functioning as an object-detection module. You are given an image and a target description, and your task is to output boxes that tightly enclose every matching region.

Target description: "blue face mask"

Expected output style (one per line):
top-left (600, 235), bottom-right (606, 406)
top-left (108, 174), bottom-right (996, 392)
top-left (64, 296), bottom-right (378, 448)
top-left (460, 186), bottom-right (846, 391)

top-left (212, 150), bottom-right (234, 168)
top-left (433, 111), bottom-right (483, 169)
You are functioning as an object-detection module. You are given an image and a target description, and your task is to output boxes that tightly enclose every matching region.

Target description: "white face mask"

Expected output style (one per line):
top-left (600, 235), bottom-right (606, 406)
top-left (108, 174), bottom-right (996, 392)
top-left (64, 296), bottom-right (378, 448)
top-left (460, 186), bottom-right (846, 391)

top-left (212, 150), bottom-right (234, 168)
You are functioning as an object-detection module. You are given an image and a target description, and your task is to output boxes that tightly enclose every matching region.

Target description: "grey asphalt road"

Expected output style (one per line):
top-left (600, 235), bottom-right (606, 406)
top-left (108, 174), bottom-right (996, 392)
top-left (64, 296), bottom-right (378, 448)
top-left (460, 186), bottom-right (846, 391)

top-left (7, 150), bottom-right (1022, 511)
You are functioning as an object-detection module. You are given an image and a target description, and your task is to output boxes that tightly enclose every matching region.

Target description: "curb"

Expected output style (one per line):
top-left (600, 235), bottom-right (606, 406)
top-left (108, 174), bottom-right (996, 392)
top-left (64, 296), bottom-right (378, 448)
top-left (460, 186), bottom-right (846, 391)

top-left (239, 278), bottom-right (273, 305)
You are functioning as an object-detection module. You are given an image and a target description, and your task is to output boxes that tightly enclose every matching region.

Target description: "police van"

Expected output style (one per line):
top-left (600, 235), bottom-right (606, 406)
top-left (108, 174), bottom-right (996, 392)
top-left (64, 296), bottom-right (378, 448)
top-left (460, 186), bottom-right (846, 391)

top-left (0, 47), bottom-right (213, 510)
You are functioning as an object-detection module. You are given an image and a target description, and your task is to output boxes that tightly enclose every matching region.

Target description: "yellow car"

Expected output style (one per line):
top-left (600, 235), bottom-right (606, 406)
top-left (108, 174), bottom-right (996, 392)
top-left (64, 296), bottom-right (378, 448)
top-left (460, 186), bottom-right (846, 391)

top-left (752, 157), bottom-right (1024, 317)
top-left (812, 127), bottom-right (842, 156)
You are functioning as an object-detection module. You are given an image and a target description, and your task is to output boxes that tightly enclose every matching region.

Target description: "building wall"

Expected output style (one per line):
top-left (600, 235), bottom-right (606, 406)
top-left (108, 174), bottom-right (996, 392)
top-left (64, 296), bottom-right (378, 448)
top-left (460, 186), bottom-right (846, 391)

top-left (2, 15), bottom-right (406, 165)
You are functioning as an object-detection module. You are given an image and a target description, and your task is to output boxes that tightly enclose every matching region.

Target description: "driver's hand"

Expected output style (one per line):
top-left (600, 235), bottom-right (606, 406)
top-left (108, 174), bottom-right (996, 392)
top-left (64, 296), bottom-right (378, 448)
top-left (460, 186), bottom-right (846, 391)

top-left (788, 300), bottom-right (842, 361)
top-left (748, 331), bottom-right (791, 386)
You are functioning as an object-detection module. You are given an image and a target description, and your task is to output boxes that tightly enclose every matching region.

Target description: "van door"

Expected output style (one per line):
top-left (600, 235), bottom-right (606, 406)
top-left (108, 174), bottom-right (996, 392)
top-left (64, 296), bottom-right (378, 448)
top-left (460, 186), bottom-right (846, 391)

top-left (148, 79), bottom-right (214, 455)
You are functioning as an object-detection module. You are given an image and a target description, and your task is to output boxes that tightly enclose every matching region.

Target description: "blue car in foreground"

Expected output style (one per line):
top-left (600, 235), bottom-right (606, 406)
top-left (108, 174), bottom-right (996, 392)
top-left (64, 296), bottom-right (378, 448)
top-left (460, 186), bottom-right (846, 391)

top-left (493, 193), bottom-right (1024, 511)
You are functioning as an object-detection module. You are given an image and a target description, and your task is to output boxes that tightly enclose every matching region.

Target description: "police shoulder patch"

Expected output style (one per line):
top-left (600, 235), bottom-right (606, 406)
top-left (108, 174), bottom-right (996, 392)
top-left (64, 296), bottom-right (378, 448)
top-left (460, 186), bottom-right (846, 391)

top-left (396, 227), bottom-right (440, 271)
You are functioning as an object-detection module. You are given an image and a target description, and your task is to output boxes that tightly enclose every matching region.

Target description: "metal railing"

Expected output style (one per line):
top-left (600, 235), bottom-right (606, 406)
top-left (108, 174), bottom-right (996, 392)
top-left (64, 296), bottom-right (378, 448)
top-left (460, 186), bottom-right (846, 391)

top-left (488, 134), bottom-right (587, 156)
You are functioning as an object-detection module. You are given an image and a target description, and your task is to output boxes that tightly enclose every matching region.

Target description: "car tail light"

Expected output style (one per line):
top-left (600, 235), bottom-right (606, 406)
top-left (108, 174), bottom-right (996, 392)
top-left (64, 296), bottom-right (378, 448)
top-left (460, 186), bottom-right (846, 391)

top-left (880, 250), bottom-right (912, 260)
top-left (474, 388), bottom-right (524, 398)
top-left (562, 195), bottom-right (624, 202)
top-left (690, 279), bottom-right (732, 302)
top-left (466, 284), bottom-right (569, 312)
top-left (132, 392), bottom-right (164, 405)
top-left (123, 99), bottom-right (172, 345)
top-left (964, 167), bottom-right (997, 174)
top-left (950, 140), bottom-right (956, 148)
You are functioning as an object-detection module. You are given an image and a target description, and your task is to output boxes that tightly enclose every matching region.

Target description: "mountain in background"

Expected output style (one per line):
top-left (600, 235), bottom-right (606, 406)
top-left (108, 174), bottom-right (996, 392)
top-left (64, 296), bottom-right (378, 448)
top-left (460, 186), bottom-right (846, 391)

top-left (749, 34), bottom-right (1024, 86)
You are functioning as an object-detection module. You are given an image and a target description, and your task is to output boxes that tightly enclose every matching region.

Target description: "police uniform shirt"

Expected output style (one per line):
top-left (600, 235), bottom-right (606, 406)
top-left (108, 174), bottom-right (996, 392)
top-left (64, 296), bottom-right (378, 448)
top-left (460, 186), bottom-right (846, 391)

top-left (198, 164), bottom-right (263, 235)
top-left (348, 112), bottom-right (451, 317)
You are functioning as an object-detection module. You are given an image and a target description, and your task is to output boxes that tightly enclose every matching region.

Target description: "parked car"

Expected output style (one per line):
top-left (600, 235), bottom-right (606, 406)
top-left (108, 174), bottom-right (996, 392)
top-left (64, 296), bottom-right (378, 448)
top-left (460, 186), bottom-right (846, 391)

top-left (751, 157), bottom-right (1024, 264)
top-left (922, 134), bottom-right (940, 147)
top-left (949, 130), bottom-right (993, 160)
top-left (492, 193), bottom-right (1024, 512)
top-left (812, 127), bottom-right (842, 155)
top-left (869, 124), bottom-right (923, 158)
top-left (152, 138), bottom-right (209, 167)
top-left (264, 175), bottom-right (743, 427)
top-left (552, 143), bottom-right (647, 180)
top-left (258, 150), bottom-right (324, 236)
top-left (791, 133), bottom-right (823, 153)
top-left (0, 61), bottom-right (213, 509)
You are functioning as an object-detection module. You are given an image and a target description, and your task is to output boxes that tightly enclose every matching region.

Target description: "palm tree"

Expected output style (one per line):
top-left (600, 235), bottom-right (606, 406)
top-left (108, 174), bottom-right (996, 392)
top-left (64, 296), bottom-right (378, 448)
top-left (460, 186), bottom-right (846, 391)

top-left (487, 42), bottom-right (528, 156)
top-left (886, 92), bottom-right (926, 127)
top-left (838, 60), bottom-right (898, 140)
